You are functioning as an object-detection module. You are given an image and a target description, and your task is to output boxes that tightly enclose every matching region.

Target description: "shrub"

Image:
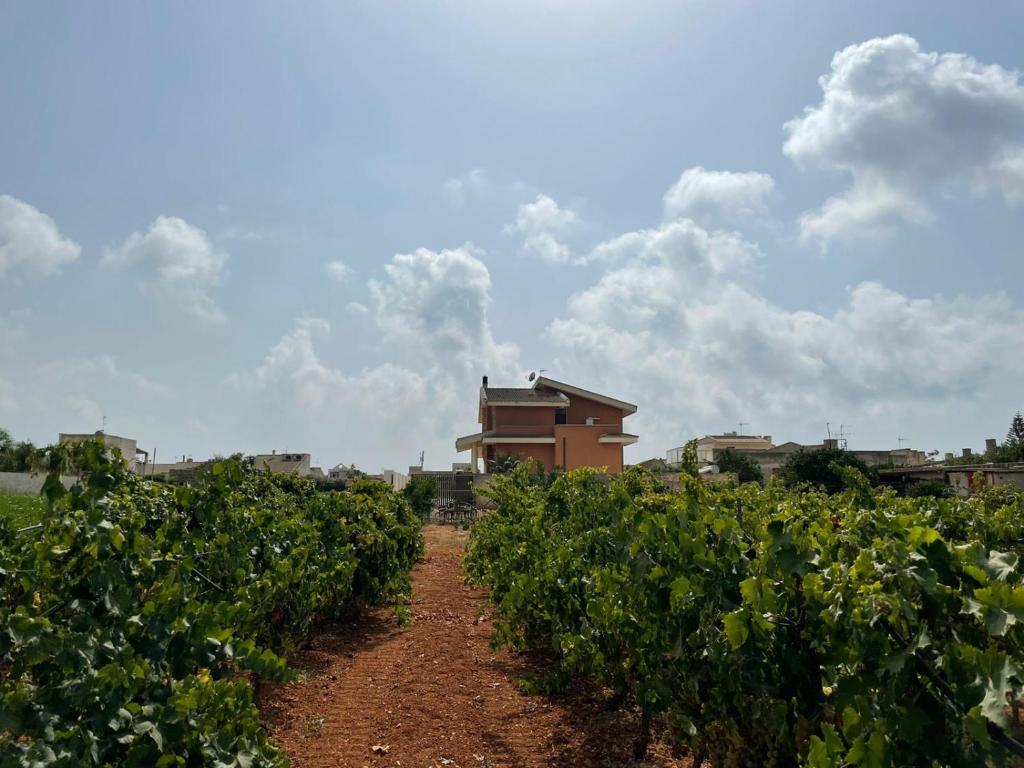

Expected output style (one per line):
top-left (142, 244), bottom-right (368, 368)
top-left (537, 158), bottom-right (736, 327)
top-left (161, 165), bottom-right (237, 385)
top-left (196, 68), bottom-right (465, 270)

top-left (0, 440), bottom-right (422, 766)
top-left (466, 464), bottom-right (1024, 766)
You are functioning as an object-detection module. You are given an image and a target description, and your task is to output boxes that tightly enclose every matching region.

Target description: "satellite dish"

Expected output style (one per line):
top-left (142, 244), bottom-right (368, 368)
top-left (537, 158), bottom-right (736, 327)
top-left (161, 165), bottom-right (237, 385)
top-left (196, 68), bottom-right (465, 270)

top-left (528, 371), bottom-right (536, 382)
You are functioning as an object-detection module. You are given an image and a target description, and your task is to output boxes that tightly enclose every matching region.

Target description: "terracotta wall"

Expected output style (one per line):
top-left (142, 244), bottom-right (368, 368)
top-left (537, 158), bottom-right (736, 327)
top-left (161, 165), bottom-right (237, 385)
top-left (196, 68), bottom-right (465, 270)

top-left (558, 395), bottom-right (624, 430)
top-left (553, 425), bottom-right (624, 473)
top-left (491, 406), bottom-right (556, 428)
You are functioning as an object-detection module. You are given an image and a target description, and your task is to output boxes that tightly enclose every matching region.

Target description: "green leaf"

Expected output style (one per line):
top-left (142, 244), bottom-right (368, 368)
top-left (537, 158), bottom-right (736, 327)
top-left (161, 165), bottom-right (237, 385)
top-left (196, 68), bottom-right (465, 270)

top-left (723, 610), bottom-right (749, 648)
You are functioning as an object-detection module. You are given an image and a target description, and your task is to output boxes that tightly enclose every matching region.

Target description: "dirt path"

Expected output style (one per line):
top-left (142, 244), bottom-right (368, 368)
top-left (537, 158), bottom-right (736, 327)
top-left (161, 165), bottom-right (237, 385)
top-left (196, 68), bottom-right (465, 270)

top-left (260, 525), bottom-right (688, 768)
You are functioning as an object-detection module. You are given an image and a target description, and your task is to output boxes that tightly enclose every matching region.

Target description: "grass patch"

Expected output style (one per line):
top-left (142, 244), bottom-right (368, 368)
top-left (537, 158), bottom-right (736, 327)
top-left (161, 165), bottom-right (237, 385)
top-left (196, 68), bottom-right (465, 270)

top-left (0, 490), bottom-right (47, 530)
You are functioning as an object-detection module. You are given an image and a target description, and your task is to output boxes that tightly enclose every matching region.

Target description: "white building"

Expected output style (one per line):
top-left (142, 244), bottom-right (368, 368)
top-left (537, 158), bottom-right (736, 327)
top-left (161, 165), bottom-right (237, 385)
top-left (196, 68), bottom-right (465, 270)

top-left (253, 451), bottom-right (313, 476)
top-left (59, 431), bottom-right (147, 472)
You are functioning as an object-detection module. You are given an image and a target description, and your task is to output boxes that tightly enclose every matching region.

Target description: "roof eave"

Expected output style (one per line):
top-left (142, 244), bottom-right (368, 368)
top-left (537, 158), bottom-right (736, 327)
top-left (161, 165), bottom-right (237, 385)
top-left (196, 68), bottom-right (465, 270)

top-left (532, 376), bottom-right (637, 415)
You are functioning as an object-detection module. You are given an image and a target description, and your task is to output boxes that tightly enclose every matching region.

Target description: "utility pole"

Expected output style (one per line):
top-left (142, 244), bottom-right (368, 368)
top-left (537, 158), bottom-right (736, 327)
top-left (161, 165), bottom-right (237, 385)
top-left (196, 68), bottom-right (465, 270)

top-left (898, 436), bottom-right (906, 449)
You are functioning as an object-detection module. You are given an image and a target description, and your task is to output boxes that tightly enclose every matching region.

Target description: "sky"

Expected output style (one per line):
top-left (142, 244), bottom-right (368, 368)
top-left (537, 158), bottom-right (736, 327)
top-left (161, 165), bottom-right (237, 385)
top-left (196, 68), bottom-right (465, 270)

top-left (1, 1), bottom-right (1023, 471)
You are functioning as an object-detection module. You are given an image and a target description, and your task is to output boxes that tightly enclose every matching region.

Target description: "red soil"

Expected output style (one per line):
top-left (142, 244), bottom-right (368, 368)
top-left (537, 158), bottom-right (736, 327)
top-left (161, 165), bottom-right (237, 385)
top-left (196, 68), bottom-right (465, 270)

top-left (260, 525), bottom-right (689, 768)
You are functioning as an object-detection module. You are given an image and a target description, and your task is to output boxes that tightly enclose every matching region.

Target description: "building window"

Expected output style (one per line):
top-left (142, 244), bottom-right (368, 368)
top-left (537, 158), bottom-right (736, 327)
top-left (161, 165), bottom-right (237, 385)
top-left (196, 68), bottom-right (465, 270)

top-left (555, 410), bottom-right (567, 424)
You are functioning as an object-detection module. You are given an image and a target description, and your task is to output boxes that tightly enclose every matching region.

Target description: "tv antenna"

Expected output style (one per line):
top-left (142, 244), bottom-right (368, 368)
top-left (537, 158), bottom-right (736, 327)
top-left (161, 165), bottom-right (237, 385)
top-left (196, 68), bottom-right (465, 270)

top-left (738, 421), bottom-right (748, 436)
top-left (418, 450), bottom-right (424, 468)
top-left (838, 424), bottom-right (853, 450)
top-left (897, 435), bottom-right (906, 449)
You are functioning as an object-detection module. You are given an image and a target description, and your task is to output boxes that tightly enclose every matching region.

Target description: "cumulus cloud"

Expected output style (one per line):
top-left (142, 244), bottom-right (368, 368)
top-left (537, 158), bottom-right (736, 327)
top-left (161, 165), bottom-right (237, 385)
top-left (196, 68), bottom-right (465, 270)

top-left (103, 216), bottom-right (228, 322)
top-left (325, 259), bottom-right (350, 282)
top-left (662, 167), bottom-right (775, 227)
top-left (507, 194), bottom-right (581, 264)
top-left (0, 195), bottom-right (80, 278)
top-left (233, 316), bottom-right (460, 470)
top-left (785, 34), bottom-right (1024, 246)
top-left (369, 245), bottom-right (518, 378)
top-left (233, 244), bottom-right (521, 469)
top-left (548, 175), bottom-right (1024, 454)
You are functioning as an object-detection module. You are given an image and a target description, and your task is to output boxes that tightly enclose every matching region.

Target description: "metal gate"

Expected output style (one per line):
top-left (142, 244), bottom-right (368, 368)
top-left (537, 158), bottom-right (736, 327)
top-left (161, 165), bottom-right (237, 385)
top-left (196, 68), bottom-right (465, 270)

top-left (425, 471), bottom-right (476, 523)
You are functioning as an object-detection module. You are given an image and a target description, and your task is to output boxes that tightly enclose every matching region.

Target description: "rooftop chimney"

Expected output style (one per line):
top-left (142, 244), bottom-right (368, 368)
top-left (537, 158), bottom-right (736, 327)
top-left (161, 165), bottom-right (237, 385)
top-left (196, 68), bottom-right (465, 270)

top-left (945, 452), bottom-right (954, 463)
top-left (482, 375), bottom-right (488, 388)
top-left (962, 448), bottom-right (971, 458)
top-left (985, 438), bottom-right (997, 452)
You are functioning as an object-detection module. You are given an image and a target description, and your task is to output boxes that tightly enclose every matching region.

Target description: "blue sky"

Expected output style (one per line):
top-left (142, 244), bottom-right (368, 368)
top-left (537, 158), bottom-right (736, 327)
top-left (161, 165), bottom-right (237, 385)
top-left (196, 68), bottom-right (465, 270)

top-left (2, 1), bottom-right (1023, 471)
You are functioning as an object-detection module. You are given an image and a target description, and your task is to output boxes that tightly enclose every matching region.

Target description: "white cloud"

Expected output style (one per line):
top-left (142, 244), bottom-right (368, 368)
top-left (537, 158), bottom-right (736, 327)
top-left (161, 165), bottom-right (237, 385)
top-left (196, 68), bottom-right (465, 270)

top-left (232, 244), bottom-right (522, 469)
top-left (345, 301), bottom-right (369, 315)
top-left (231, 316), bottom-right (440, 468)
top-left (0, 195), bottom-right (80, 278)
top-left (103, 216), bottom-right (228, 322)
top-left (507, 194), bottom-right (581, 264)
top-left (662, 167), bottom-right (775, 227)
top-left (325, 259), bottom-right (351, 282)
top-left (369, 245), bottom-right (518, 378)
top-left (548, 176), bottom-right (1024, 455)
top-left (785, 34), bottom-right (1024, 246)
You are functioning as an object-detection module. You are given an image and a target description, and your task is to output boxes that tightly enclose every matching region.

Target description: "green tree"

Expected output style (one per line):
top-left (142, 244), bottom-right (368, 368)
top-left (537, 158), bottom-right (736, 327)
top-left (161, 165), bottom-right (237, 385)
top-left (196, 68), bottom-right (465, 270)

top-left (0, 428), bottom-right (42, 472)
top-left (715, 448), bottom-right (763, 484)
top-left (402, 474), bottom-right (436, 520)
top-left (1003, 412), bottom-right (1024, 461)
top-left (780, 448), bottom-right (875, 494)
top-left (677, 439), bottom-right (700, 478)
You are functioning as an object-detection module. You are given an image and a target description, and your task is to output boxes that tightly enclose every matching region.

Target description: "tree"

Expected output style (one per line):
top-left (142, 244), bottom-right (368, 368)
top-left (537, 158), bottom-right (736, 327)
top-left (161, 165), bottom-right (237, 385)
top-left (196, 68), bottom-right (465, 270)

top-left (0, 428), bottom-right (42, 472)
top-left (402, 474), bottom-right (436, 520)
top-left (1005, 412), bottom-right (1024, 460)
top-left (677, 439), bottom-right (700, 478)
top-left (716, 448), bottom-right (763, 484)
top-left (780, 448), bottom-right (875, 494)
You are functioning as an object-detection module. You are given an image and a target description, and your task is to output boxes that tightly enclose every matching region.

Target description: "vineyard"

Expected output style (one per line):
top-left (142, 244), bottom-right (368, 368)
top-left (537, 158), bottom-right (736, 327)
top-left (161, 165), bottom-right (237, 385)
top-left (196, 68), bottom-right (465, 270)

top-left (465, 465), bottom-right (1024, 767)
top-left (0, 442), bottom-right (422, 766)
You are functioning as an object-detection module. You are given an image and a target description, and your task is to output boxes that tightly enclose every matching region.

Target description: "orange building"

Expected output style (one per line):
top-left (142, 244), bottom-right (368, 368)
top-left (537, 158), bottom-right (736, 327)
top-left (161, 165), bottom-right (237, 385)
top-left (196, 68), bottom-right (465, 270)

top-left (455, 376), bottom-right (638, 473)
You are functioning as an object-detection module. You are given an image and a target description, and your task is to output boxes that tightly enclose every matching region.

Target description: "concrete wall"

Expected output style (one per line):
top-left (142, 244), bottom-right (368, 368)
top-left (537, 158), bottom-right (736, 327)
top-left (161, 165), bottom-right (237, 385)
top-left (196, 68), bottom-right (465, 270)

top-left (380, 469), bottom-right (409, 491)
top-left (0, 471), bottom-right (76, 495)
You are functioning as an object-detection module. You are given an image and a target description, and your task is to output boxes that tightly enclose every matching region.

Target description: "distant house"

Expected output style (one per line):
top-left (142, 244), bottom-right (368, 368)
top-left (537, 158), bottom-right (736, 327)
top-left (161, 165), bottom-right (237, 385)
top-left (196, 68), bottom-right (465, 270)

top-left (456, 375), bottom-right (638, 474)
top-left (365, 469), bottom-right (409, 491)
top-left (144, 457), bottom-right (210, 483)
top-left (945, 465), bottom-right (1024, 497)
top-left (667, 433), bottom-right (774, 466)
top-left (670, 434), bottom-right (928, 482)
top-left (253, 451), bottom-right (312, 476)
top-left (59, 431), bottom-right (148, 472)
